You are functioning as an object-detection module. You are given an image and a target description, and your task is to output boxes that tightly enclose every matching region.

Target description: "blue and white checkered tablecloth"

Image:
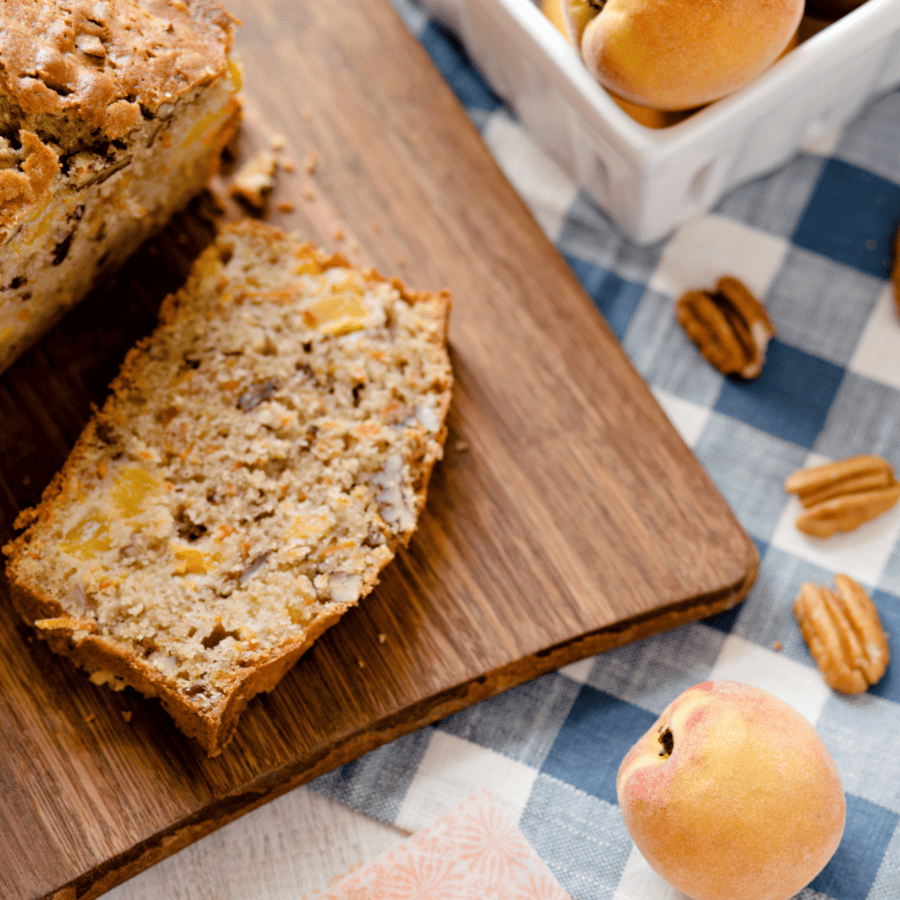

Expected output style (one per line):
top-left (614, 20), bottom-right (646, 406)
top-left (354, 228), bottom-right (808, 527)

top-left (307, 3), bottom-right (900, 898)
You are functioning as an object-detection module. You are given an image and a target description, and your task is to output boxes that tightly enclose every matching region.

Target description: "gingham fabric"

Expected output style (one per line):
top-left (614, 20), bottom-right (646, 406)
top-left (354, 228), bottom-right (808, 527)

top-left (308, 3), bottom-right (900, 898)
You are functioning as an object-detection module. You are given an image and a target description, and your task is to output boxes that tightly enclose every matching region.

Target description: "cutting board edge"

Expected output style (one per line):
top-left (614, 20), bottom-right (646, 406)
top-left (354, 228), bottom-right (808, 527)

top-left (49, 533), bottom-right (758, 900)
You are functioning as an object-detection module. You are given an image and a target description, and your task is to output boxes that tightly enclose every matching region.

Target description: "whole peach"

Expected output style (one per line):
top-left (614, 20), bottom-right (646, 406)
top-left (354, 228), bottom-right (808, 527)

top-left (616, 680), bottom-right (845, 900)
top-left (564, 0), bottom-right (804, 110)
top-left (543, 0), bottom-right (692, 128)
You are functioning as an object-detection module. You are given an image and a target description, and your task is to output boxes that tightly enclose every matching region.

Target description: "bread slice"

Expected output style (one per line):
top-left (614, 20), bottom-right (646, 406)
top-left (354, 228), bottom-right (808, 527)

top-left (3, 220), bottom-right (453, 756)
top-left (0, 0), bottom-right (241, 374)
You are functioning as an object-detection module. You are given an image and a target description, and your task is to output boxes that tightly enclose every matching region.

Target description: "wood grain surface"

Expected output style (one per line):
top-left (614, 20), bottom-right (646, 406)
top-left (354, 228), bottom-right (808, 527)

top-left (0, 1), bottom-right (757, 898)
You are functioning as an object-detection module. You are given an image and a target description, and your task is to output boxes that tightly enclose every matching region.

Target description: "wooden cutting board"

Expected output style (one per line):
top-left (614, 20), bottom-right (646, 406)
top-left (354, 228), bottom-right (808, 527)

top-left (0, 2), bottom-right (758, 898)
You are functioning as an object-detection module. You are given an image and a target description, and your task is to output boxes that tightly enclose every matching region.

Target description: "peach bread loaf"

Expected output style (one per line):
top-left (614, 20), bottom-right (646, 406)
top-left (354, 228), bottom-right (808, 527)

top-left (0, 0), bottom-right (242, 373)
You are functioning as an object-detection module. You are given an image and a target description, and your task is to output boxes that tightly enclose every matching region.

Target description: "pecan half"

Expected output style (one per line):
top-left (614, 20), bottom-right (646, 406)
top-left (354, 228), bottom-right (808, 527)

top-left (785, 454), bottom-right (900, 537)
top-left (794, 574), bottom-right (889, 693)
top-left (675, 276), bottom-right (775, 379)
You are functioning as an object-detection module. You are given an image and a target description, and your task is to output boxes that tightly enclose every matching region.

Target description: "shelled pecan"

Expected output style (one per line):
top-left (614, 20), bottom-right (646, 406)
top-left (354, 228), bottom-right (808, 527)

top-left (785, 454), bottom-right (900, 537)
top-left (675, 276), bottom-right (775, 379)
top-left (794, 574), bottom-right (889, 694)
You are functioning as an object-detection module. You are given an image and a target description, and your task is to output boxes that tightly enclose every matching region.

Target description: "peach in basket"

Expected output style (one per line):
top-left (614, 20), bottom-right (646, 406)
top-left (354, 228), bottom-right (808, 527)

top-left (561, 0), bottom-right (804, 111)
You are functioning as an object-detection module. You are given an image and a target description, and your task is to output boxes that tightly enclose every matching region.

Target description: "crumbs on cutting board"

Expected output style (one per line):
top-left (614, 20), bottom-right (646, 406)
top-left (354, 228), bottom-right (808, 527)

top-left (214, 116), bottom-right (366, 261)
top-left (229, 149), bottom-right (278, 210)
top-left (225, 131), bottom-right (299, 212)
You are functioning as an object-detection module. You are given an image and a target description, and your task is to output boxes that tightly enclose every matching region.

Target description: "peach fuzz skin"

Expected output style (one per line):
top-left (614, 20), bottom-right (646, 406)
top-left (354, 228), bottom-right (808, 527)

top-left (566, 0), bottom-right (804, 110)
top-left (616, 680), bottom-right (846, 900)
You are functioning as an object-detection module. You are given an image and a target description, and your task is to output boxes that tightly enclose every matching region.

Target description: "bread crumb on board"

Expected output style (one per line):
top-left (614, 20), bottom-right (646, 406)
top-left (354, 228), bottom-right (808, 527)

top-left (229, 150), bottom-right (278, 210)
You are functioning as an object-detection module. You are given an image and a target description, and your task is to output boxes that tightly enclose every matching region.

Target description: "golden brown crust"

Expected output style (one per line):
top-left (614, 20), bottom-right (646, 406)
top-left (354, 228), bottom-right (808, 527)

top-left (8, 575), bottom-right (366, 755)
top-left (0, 130), bottom-right (61, 234)
top-left (0, 0), bottom-right (237, 133)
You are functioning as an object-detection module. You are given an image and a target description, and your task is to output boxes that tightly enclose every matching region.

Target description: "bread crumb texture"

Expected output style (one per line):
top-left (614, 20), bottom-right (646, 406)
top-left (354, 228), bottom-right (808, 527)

top-left (0, 0), bottom-right (241, 373)
top-left (4, 220), bottom-right (453, 755)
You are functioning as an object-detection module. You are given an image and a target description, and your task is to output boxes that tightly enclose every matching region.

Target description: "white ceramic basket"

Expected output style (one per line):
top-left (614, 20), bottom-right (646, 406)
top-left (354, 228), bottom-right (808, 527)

top-left (420, 0), bottom-right (900, 244)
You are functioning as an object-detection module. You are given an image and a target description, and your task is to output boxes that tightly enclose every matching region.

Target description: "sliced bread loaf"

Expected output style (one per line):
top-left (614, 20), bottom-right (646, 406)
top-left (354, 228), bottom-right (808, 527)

top-left (4, 219), bottom-right (452, 755)
top-left (0, 0), bottom-right (242, 373)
